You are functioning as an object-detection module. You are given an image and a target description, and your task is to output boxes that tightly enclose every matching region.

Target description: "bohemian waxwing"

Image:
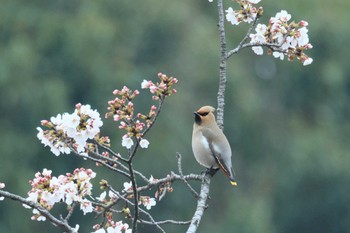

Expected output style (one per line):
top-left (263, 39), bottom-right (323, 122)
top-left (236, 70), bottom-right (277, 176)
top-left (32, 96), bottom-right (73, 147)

top-left (192, 106), bottom-right (237, 186)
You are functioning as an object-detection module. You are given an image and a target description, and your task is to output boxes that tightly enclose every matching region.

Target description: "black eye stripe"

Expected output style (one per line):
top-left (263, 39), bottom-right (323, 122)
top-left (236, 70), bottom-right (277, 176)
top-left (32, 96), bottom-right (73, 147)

top-left (199, 112), bottom-right (209, 116)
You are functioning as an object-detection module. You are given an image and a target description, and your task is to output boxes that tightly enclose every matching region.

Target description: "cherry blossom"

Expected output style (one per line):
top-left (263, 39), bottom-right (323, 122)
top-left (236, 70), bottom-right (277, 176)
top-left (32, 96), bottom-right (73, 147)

top-left (249, 10), bottom-right (312, 65)
top-left (25, 168), bottom-right (96, 221)
top-left (139, 196), bottom-right (156, 210)
top-left (92, 221), bottom-right (131, 233)
top-left (139, 138), bottom-right (150, 149)
top-left (121, 135), bottom-right (134, 149)
top-left (225, 0), bottom-right (261, 26)
top-left (123, 181), bottom-right (132, 192)
top-left (252, 46), bottom-right (263, 55)
top-left (303, 57), bottom-right (313, 66)
top-left (225, 7), bottom-right (239, 25)
top-left (37, 104), bottom-right (103, 156)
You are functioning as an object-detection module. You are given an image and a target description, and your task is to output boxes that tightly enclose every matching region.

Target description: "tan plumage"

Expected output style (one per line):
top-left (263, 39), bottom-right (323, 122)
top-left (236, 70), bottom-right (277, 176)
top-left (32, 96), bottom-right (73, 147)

top-left (192, 106), bottom-right (237, 186)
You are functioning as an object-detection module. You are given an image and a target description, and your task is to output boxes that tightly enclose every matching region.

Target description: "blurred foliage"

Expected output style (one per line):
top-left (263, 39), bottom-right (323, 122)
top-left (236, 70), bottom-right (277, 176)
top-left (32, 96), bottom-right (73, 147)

top-left (1, 0), bottom-right (350, 232)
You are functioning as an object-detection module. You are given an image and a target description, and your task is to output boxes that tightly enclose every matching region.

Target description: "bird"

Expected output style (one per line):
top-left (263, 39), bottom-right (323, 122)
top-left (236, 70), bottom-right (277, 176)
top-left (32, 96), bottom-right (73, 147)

top-left (192, 106), bottom-right (237, 186)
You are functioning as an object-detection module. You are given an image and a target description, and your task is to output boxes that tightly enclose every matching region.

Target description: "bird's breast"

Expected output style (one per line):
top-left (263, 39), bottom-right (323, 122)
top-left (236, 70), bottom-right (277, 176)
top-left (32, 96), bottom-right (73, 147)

top-left (192, 131), bottom-right (218, 168)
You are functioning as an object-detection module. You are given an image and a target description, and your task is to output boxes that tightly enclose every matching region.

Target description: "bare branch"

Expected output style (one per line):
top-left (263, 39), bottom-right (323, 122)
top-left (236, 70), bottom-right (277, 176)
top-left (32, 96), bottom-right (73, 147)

top-left (64, 202), bottom-right (77, 221)
top-left (128, 161), bottom-right (140, 233)
top-left (71, 148), bottom-right (131, 179)
top-left (186, 174), bottom-right (211, 233)
top-left (142, 96), bottom-right (165, 137)
top-left (0, 190), bottom-right (77, 233)
top-left (140, 219), bottom-right (191, 226)
top-left (226, 14), bottom-right (260, 59)
top-left (134, 173), bottom-right (202, 194)
top-left (176, 153), bottom-right (199, 198)
top-left (95, 140), bottom-right (129, 163)
top-left (216, 0), bottom-right (228, 130)
top-left (108, 186), bottom-right (166, 233)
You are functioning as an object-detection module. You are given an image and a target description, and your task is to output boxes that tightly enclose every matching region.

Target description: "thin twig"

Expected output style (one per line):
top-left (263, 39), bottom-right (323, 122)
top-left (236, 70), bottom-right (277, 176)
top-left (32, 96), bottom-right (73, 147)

top-left (132, 173), bottom-right (203, 194)
top-left (176, 153), bottom-right (199, 198)
top-left (226, 14), bottom-right (260, 59)
top-left (128, 161), bottom-right (139, 233)
top-left (71, 149), bottom-right (131, 179)
top-left (64, 202), bottom-right (77, 221)
top-left (0, 190), bottom-right (77, 233)
top-left (142, 96), bottom-right (165, 137)
top-left (94, 143), bottom-right (150, 183)
top-left (95, 140), bottom-right (129, 163)
top-left (108, 186), bottom-right (166, 233)
top-left (139, 219), bottom-right (191, 225)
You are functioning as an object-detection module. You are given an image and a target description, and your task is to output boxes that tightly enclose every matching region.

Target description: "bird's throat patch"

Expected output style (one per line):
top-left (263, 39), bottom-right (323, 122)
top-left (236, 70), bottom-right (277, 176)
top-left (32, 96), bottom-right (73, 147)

top-left (194, 113), bottom-right (202, 125)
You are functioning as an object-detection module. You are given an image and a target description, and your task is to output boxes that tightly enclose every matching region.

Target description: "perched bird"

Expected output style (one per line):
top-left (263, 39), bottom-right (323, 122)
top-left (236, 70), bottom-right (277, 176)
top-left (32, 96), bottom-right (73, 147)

top-left (192, 106), bottom-right (237, 186)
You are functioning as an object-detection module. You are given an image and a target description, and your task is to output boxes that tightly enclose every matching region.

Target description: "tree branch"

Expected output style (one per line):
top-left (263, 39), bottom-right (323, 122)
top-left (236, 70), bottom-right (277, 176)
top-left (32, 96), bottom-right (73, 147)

top-left (186, 174), bottom-right (211, 233)
top-left (0, 190), bottom-right (77, 233)
top-left (216, 0), bottom-right (228, 130)
top-left (139, 219), bottom-right (191, 226)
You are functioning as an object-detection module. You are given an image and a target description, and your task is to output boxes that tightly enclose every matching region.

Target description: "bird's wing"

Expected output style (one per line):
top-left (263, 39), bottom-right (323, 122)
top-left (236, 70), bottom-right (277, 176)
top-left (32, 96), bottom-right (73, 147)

top-left (209, 143), bottom-right (232, 177)
top-left (201, 128), bottom-right (232, 177)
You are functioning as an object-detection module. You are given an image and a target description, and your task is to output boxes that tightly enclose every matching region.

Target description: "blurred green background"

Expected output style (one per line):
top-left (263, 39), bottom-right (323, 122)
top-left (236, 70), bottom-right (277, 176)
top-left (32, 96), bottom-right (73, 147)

top-left (1, 0), bottom-right (350, 232)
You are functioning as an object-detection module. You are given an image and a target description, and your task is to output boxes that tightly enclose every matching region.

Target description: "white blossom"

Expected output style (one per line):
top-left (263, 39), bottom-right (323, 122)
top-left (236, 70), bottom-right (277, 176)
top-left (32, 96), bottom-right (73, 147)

top-left (123, 181), bottom-right (132, 192)
top-left (80, 200), bottom-right (93, 215)
top-left (248, 0), bottom-right (261, 3)
top-left (122, 135), bottom-right (134, 149)
top-left (303, 57), bottom-right (313, 66)
top-left (139, 138), bottom-right (150, 149)
top-left (252, 46), bottom-right (264, 55)
top-left (225, 7), bottom-right (239, 25)
top-left (273, 51), bottom-right (284, 60)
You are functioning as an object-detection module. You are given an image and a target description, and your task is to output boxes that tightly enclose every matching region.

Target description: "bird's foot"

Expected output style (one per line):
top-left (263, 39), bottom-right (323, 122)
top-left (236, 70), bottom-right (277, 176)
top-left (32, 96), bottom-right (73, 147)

top-left (204, 167), bottom-right (219, 177)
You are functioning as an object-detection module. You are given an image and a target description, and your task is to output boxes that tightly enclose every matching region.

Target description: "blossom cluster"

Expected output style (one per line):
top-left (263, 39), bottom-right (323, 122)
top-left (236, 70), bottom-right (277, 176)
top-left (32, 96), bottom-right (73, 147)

top-left (24, 168), bottom-right (96, 221)
top-left (106, 73), bottom-right (178, 149)
top-left (37, 104), bottom-right (103, 156)
top-left (250, 10), bottom-right (313, 65)
top-left (141, 72), bottom-right (178, 100)
top-left (225, 0), bottom-right (262, 26)
top-left (123, 180), bottom-right (157, 210)
top-left (92, 221), bottom-right (131, 233)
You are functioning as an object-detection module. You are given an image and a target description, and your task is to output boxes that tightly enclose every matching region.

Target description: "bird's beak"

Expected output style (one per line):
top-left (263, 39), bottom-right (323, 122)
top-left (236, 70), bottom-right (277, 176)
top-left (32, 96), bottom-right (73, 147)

top-left (193, 112), bottom-right (202, 124)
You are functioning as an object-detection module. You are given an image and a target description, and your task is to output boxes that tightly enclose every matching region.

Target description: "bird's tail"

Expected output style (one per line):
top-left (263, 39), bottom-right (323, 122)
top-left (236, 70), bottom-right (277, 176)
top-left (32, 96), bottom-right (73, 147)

top-left (229, 168), bottom-right (237, 186)
top-left (230, 180), bottom-right (237, 186)
top-left (212, 155), bottom-right (237, 186)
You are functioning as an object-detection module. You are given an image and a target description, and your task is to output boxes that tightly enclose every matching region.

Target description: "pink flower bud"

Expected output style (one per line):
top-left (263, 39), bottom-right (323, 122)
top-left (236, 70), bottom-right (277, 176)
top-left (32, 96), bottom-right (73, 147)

top-left (41, 120), bottom-right (49, 126)
top-left (171, 78), bottom-right (178, 84)
top-left (122, 86), bottom-right (129, 93)
top-left (149, 85), bottom-right (158, 94)
top-left (112, 89), bottom-right (120, 95)
top-left (304, 43), bottom-right (313, 49)
top-left (75, 103), bottom-right (82, 109)
top-left (299, 20), bottom-right (308, 27)
top-left (151, 105), bottom-right (157, 111)
top-left (157, 72), bottom-right (163, 77)
top-left (113, 114), bottom-right (121, 121)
